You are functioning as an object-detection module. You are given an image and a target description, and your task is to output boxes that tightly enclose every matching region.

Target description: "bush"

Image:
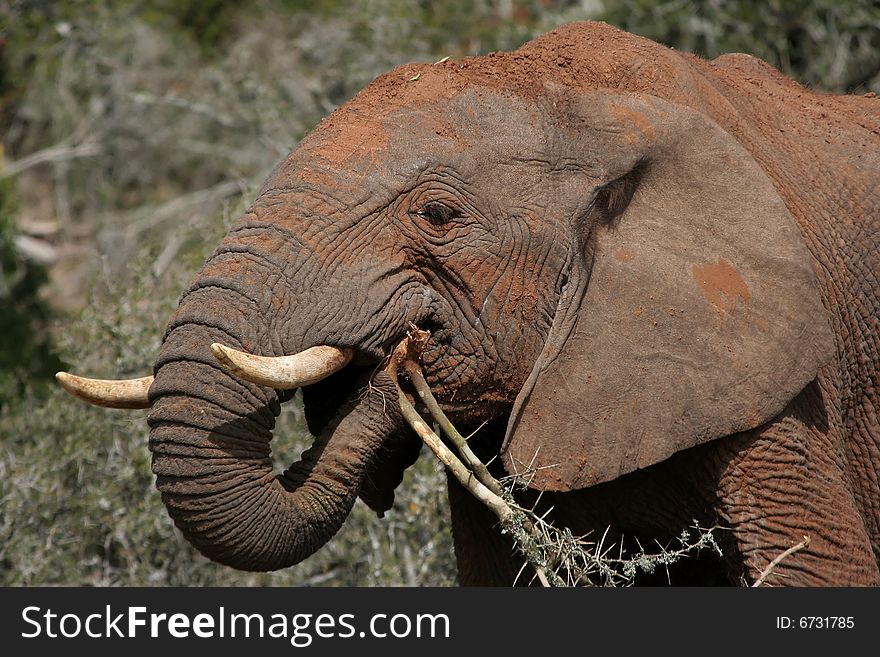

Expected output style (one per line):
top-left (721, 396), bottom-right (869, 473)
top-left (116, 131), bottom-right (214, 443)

top-left (600, 0), bottom-right (880, 93)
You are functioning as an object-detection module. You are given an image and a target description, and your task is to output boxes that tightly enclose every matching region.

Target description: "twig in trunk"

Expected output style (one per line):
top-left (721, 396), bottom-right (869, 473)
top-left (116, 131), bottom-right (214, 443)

top-left (394, 382), bottom-right (513, 523)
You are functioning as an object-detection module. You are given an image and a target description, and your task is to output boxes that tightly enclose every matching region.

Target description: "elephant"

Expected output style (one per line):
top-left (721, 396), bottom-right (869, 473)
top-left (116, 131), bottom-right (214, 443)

top-left (58, 21), bottom-right (879, 586)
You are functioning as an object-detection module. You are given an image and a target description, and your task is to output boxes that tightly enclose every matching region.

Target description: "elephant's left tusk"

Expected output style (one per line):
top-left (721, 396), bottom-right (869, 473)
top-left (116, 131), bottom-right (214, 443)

top-left (55, 372), bottom-right (153, 409)
top-left (211, 343), bottom-right (354, 389)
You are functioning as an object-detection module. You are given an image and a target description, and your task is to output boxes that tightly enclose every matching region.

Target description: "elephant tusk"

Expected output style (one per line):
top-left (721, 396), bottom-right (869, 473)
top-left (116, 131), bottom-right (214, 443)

top-left (55, 372), bottom-right (153, 409)
top-left (210, 343), bottom-right (354, 389)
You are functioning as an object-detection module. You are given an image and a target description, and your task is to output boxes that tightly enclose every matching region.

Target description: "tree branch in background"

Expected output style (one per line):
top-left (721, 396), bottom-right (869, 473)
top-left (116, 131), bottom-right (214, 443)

top-left (0, 141), bottom-right (101, 179)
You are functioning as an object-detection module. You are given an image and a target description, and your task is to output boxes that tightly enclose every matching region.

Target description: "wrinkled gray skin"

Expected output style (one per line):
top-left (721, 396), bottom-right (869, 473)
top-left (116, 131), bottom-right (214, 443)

top-left (146, 23), bottom-right (880, 585)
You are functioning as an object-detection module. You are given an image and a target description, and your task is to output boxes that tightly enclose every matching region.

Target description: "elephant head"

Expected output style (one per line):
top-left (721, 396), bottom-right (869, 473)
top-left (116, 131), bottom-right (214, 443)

top-left (58, 23), bottom-right (833, 573)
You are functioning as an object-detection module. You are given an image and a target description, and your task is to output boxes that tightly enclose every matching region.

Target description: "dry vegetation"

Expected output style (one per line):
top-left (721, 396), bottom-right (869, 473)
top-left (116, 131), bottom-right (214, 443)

top-left (1, 0), bottom-right (877, 586)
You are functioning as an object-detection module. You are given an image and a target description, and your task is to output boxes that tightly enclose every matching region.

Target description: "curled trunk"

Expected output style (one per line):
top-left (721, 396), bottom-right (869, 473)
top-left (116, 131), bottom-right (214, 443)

top-left (146, 245), bottom-right (401, 570)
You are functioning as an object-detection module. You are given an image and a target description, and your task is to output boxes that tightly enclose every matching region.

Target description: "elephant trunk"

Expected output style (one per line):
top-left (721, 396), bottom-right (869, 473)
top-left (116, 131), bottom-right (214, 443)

top-left (146, 239), bottom-right (400, 571)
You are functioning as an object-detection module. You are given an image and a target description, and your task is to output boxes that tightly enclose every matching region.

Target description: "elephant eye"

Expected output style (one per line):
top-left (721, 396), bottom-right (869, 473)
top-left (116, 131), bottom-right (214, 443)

top-left (416, 201), bottom-right (459, 227)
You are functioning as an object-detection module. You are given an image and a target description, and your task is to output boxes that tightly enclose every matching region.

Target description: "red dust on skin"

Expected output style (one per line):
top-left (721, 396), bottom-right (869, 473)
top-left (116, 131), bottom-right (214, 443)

top-left (302, 118), bottom-right (390, 169)
top-left (295, 66), bottom-right (474, 175)
top-left (692, 257), bottom-right (751, 315)
top-left (610, 105), bottom-right (656, 144)
top-left (297, 166), bottom-right (339, 189)
top-left (614, 248), bottom-right (635, 262)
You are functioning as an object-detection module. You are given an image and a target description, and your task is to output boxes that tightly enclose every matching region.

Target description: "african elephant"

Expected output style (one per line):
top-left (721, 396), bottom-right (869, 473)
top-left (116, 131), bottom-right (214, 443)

top-left (59, 22), bottom-right (879, 586)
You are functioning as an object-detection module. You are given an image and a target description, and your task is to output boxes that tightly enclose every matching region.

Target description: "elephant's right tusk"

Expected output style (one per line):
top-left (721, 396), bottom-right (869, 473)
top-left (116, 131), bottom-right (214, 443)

top-left (211, 343), bottom-right (354, 389)
top-left (56, 372), bottom-right (153, 409)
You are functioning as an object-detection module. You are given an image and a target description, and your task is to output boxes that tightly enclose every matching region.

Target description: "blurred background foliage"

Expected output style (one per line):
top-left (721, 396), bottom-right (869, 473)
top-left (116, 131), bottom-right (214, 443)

top-left (0, 0), bottom-right (877, 586)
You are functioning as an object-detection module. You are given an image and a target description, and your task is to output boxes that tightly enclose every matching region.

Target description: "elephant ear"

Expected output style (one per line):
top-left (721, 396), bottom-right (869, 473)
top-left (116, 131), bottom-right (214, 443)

top-left (502, 92), bottom-right (833, 491)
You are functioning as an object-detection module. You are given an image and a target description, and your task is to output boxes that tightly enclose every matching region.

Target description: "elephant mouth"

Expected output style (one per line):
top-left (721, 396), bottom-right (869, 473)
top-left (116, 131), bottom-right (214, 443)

top-left (295, 352), bottom-right (383, 435)
top-left (284, 346), bottom-right (425, 518)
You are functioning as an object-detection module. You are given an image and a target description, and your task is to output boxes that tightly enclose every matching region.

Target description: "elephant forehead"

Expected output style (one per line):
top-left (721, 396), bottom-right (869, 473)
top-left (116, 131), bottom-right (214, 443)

top-left (295, 89), bottom-right (543, 174)
top-left (292, 65), bottom-right (470, 172)
top-left (300, 117), bottom-right (392, 170)
top-left (290, 91), bottom-right (622, 182)
top-left (276, 71), bottom-right (692, 202)
top-left (381, 94), bottom-right (552, 178)
top-left (379, 88), bottom-right (675, 171)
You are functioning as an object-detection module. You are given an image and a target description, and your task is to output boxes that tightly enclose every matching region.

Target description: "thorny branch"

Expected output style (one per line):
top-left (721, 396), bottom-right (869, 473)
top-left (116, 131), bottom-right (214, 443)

top-left (385, 330), bottom-right (557, 586)
top-left (385, 329), bottom-right (723, 587)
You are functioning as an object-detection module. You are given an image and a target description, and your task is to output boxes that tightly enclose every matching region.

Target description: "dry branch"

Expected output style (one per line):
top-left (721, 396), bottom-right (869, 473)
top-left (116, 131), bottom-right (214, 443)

top-left (752, 535), bottom-right (811, 587)
top-left (385, 332), bottom-right (557, 586)
top-left (1, 141), bottom-right (101, 179)
top-left (385, 335), bottom-right (511, 523)
top-left (400, 334), bottom-right (504, 499)
top-left (385, 328), bottom-right (724, 587)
